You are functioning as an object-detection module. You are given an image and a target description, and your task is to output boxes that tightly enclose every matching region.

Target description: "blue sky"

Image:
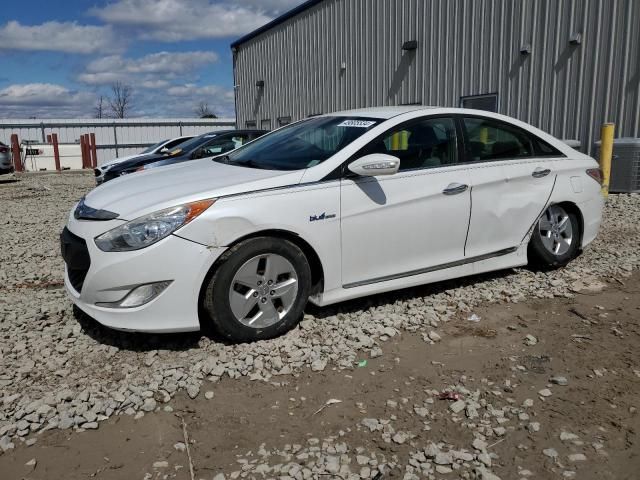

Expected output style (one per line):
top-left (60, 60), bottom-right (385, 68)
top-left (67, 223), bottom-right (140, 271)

top-left (0, 0), bottom-right (305, 118)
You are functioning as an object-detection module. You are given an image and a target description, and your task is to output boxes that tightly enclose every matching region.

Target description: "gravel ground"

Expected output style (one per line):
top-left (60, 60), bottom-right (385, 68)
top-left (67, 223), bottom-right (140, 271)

top-left (0, 173), bottom-right (639, 478)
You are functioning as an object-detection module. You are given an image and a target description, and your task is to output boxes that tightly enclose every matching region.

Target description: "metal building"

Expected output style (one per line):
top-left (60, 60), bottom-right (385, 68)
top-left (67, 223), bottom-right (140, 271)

top-left (231, 0), bottom-right (639, 154)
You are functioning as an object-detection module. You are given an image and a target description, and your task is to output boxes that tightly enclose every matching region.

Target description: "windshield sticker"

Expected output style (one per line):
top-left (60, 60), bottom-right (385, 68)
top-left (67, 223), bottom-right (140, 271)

top-left (337, 120), bottom-right (377, 128)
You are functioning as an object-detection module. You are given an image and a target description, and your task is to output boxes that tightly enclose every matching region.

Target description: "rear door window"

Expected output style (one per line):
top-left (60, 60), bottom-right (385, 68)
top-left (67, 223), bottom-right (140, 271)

top-left (462, 117), bottom-right (534, 161)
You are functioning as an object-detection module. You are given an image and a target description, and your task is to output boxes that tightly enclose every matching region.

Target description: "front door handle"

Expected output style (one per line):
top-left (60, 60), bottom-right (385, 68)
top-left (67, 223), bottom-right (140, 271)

top-left (443, 183), bottom-right (469, 195)
top-left (532, 167), bottom-right (551, 178)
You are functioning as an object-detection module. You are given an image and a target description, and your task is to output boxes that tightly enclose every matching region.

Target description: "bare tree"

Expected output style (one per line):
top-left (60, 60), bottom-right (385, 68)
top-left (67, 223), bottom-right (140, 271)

top-left (94, 95), bottom-right (106, 119)
top-left (109, 82), bottom-right (133, 119)
top-left (195, 102), bottom-right (217, 118)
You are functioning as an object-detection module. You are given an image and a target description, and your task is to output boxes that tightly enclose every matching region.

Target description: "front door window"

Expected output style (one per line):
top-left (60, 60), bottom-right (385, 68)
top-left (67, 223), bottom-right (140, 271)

top-left (359, 117), bottom-right (458, 171)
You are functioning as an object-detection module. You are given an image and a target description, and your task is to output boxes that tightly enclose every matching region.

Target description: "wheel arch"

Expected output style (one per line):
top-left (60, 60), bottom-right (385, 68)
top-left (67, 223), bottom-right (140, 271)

top-left (197, 229), bottom-right (325, 329)
top-left (526, 199), bottom-right (585, 269)
top-left (554, 200), bottom-right (585, 249)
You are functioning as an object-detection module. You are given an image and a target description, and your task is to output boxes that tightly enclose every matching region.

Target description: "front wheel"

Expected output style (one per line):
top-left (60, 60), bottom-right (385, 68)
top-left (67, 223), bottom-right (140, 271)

top-left (528, 204), bottom-right (580, 268)
top-left (203, 237), bottom-right (311, 342)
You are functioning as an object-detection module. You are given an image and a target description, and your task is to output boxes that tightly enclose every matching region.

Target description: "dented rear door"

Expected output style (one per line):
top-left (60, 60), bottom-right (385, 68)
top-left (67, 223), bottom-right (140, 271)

top-left (464, 159), bottom-right (556, 258)
top-left (460, 115), bottom-right (557, 258)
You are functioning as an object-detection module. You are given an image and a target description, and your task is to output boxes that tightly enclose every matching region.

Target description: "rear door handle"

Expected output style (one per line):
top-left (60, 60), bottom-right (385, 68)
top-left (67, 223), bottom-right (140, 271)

top-left (443, 183), bottom-right (469, 195)
top-left (532, 167), bottom-right (551, 178)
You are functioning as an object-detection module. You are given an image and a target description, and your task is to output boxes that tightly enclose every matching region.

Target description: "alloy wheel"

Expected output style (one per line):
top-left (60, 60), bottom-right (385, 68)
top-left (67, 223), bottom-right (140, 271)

top-left (228, 253), bottom-right (298, 328)
top-left (538, 205), bottom-right (573, 256)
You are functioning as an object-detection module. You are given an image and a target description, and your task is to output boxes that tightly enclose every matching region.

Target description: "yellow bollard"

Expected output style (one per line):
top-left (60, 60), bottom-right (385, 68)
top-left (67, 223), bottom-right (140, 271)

top-left (599, 123), bottom-right (615, 197)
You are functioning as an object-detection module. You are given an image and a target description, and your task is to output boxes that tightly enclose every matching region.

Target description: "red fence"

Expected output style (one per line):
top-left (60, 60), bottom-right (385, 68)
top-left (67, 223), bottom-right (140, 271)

top-left (8, 132), bottom-right (98, 172)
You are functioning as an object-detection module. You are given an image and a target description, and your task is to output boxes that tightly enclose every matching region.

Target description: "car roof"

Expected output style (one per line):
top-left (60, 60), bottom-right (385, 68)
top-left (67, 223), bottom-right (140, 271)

top-left (324, 105), bottom-right (438, 119)
top-left (198, 129), bottom-right (266, 136)
top-left (324, 106), bottom-right (543, 120)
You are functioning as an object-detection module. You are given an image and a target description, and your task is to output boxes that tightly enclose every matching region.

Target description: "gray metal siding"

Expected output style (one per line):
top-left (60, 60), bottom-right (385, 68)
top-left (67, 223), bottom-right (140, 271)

top-left (233, 0), bottom-right (639, 154)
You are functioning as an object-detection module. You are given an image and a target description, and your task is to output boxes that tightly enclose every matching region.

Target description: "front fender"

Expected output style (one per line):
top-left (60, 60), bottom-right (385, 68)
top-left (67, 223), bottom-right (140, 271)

top-left (175, 182), bottom-right (342, 291)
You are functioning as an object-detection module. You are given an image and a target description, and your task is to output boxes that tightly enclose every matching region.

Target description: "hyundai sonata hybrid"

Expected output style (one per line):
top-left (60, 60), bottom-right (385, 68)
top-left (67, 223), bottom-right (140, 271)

top-left (61, 107), bottom-right (603, 342)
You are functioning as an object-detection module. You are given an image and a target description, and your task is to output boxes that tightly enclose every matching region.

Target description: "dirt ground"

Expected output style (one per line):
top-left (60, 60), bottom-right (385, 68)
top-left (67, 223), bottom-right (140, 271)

top-left (1, 271), bottom-right (639, 480)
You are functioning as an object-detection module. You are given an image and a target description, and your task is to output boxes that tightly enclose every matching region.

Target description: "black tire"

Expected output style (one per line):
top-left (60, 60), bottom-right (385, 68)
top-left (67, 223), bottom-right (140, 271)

top-left (528, 206), bottom-right (580, 269)
top-left (203, 237), bottom-right (311, 342)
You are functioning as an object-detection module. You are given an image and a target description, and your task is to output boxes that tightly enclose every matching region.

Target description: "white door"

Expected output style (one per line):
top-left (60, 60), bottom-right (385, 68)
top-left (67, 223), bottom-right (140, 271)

top-left (340, 116), bottom-right (472, 287)
top-left (462, 116), bottom-right (558, 258)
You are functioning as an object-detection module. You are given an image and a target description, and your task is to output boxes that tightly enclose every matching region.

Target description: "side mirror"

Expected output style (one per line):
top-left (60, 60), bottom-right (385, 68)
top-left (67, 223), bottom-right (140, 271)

top-left (347, 153), bottom-right (400, 177)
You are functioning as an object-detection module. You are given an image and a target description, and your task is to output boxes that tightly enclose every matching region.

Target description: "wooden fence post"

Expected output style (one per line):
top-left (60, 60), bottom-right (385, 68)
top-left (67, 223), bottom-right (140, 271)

top-left (10, 134), bottom-right (22, 172)
top-left (90, 133), bottom-right (98, 168)
top-left (52, 133), bottom-right (61, 172)
top-left (80, 135), bottom-right (88, 168)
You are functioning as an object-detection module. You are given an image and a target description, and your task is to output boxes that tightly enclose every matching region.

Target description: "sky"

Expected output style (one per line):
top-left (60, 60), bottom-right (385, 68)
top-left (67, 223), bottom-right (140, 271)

top-left (0, 0), bottom-right (306, 119)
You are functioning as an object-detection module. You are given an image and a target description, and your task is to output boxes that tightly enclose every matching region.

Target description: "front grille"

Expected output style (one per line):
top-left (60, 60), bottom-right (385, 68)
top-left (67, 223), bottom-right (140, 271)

top-left (60, 227), bottom-right (91, 293)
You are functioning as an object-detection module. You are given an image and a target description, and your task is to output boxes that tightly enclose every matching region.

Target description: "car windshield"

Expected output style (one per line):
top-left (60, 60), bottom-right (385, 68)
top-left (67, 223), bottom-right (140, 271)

top-left (220, 116), bottom-right (381, 170)
top-left (170, 133), bottom-right (219, 154)
top-left (141, 139), bottom-right (168, 154)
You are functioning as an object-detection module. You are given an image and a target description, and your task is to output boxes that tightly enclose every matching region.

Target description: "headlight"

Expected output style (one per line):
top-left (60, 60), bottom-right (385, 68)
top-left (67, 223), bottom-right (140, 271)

top-left (94, 199), bottom-right (215, 252)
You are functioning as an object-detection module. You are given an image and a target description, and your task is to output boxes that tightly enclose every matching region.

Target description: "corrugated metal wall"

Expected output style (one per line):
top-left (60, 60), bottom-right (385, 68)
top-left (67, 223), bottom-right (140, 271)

top-left (233, 0), bottom-right (639, 154)
top-left (0, 118), bottom-right (235, 165)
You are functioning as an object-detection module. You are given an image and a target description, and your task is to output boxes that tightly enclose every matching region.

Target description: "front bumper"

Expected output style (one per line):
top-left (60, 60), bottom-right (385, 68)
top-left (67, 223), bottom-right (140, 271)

top-left (62, 220), bottom-right (226, 333)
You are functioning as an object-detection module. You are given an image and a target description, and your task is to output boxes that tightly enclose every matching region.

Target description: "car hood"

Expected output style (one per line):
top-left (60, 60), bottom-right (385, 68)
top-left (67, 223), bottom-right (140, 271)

top-left (107, 153), bottom-right (168, 172)
top-left (85, 158), bottom-right (305, 219)
top-left (100, 153), bottom-right (149, 170)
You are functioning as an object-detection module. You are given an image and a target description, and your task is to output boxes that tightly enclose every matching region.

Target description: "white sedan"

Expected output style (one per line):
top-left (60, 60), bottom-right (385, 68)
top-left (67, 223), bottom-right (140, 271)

top-left (61, 107), bottom-right (603, 341)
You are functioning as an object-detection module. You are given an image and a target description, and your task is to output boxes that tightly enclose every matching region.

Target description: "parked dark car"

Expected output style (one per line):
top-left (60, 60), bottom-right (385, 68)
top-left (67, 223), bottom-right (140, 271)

top-left (94, 135), bottom-right (194, 184)
top-left (102, 130), bottom-right (267, 183)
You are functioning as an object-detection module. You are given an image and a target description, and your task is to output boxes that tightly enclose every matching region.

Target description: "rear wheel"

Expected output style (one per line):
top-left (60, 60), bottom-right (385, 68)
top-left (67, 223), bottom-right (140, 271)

top-left (528, 204), bottom-right (580, 268)
top-left (203, 237), bottom-right (311, 342)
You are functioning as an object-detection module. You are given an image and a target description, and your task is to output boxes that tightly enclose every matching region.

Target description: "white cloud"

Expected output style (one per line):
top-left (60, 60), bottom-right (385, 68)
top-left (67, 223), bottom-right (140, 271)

top-left (88, 51), bottom-right (217, 75)
top-left (78, 51), bottom-right (219, 87)
top-left (166, 83), bottom-right (228, 97)
top-left (139, 79), bottom-right (170, 89)
top-left (162, 83), bottom-right (236, 117)
top-left (89, 0), bottom-right (298, 41)
top-left (0, 83), bottom-right (92, 107)
top-left (238, 0), bottom-right (308, 14)
top-left (0, 21), bottom-right (121, 54)
top-left (77, 72), bottom-right (125, 86)
top-left (0, 83), bottom-right (95, 117)
top-left (0, 82), bottom-right (235, 119)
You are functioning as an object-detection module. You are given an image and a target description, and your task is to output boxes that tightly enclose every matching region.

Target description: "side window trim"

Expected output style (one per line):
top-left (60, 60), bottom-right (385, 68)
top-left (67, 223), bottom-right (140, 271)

top-left (453, 115), bottom-right (467, 168)
top-left (457, 114), bottom-right (565, 164)
top-left (342, 114), bottom-right (461, 177)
